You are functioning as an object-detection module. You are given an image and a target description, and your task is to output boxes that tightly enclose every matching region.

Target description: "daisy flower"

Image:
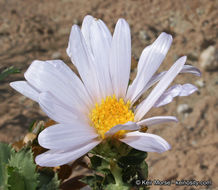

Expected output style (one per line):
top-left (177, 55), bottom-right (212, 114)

top-left (10, 15), bottom-right (201, 167)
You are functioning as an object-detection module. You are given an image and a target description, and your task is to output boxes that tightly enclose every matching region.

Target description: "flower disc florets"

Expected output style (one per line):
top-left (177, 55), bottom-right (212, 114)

top-left (90, 95), bottom-right (134, 139)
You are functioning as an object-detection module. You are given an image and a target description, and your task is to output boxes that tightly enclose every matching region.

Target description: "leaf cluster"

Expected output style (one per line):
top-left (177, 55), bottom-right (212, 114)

top-left (0, 143), bottom-right (60, 190)
top-left (81, 154), bottom-right (115, 190)
top-left (82, 139), bottom-right (149, 190)
top-left (118, 148), bottom-right (148, 183)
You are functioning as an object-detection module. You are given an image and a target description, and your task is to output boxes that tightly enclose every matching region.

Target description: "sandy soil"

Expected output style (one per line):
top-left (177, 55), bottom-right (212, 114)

top-left (0, 0), bottom-right (217, 189)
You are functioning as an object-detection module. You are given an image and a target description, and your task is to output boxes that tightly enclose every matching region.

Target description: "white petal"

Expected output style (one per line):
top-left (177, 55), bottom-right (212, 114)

top-left (131, 71), bottom-right (167, 105)
top-left (24, 60), bottom-right (92, 112)
top-left (154, 85), bottom-right (182, 107)
top-left (146, 65), bottom-right (200, 91)
top-left (179, 83), bottom-right (198, 96)
top-left (132, 64), bottom-right (201, 103)
top-left (154, 84), bottom-right (198, 107)
top-left (181, 65), bottom-right (201, 77)
top-left (120, 131), bottom-right (171, 153)
top-left (144, 72), bottom-right (167, 91)
top-left (105, 122), bottom-right (140, 137)
top-left (38, 92), bottom-right (88, 124)
top-left (126, 32), bottom-right (172, 103)
top-left (66, 25), bottom-right (101, 102)
top-left (137, 116), bottom-right (178, 126)
top-left (89, 19), bottom-right (113, 98)
top-left (81, 15), bottom-right (95, 52)
top-left (135, 56), bottom-right (187, 121)
top-left (109, 18), bottom-right (131, 98)
top-left (10, 81), bottom-right (39, 102)
top-left (35, 139), bottom-right (101, 167)
top-left (38, 123), bottom-right (98, 150)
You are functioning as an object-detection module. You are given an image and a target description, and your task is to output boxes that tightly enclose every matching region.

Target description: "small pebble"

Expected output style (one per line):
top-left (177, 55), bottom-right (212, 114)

top-left (191, 140), bottom-right (197, 146)
top-left (51, 51), bottom-right (61, 59)
top-left (73, 18), bottom-right (79, 24)
top-left (19, 96), bottom-right (26, 103)
top-left (177, 104), bottom-right (192, 114)
top-left (200, 46), bottom-right (218, 71)
top-left (195, 79), bottom-right (205, 88)
top-left (139, 30), bottom-right (150, 41)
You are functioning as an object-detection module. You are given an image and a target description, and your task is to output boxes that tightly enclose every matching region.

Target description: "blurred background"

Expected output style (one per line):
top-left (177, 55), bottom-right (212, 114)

top-left (0, 0), bottom-right (217, 189)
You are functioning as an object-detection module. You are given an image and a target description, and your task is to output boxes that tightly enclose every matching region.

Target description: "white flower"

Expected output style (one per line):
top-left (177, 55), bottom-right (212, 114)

top-left (10, 15), bottom-right (201, 167)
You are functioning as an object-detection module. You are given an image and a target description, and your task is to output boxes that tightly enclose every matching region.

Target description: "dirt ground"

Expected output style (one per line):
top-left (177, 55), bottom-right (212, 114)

top-left (0, 0), bottom-right (217, 189)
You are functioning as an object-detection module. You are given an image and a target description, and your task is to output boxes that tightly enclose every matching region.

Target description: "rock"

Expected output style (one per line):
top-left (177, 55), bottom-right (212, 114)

top-left (177, 104), bottom-right (192, 114)
top-left (169, 13), bottom-right (192, 34)
top-left (73, 18), bottom-right (79, 25)
top-left (59, 27), bottom-right (70, 35)
top-left (191, 140), bottom-right (197, 146)
top-left (51, 51), bottom-right (61, 59)
top-left (19, 96), bottom-right (26, 103)
top-left (139, 30), bottom-right (150, 41)
top-left (195, 79), bottom-right (205, 88)
top-left (200, 46), bottom-right (218, 71)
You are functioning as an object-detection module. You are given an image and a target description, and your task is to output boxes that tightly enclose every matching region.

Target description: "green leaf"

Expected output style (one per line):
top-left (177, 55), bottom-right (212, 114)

top-left (80, 176), bottom-right (95, 186)
top-left (96, 158), bottom-right (110, 172)
top-left (106, 183), bottom-right (129, 190)
top-left (37, 168), bottom-right (60, 190)
top-left (37, 169), bottom-right (54, 190)
top-left (90, 155), bottom-right (102, 169)
top-left (7, 167), bottom-right (25, 190)
top-left (89, 155), bottom-right (115, 186)
top-left (38, 172), bottom-right (60, 190)
top-left (46, 173), bottom-right (60, 190)
top-left (87, 141), bottom-right (148, 189)
top-left (118, 149), bottom-right (147, 166)
top-left (0, 66), bottom-right (20, 81)
top-left (81, 175), bottom-right (104, 190)
top-left (28, 120), bottom-right (36, 132)
top-left (0, 144), bottom-right (60, 190)
top-left (138, 161), bottom-right (148, 179)
top-left (121, 165), bottom-right (137, 183)
top-left (103, 170), bottom-right (115, 185)
top-left (8, 148), bottom-right (38, 190)
top-left (121, 161), bottom-right (148, 185)
top-left (0, 143), bottom-right (15, 190)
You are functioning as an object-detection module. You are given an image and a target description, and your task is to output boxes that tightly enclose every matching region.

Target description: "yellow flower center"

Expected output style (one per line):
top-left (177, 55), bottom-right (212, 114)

top-left (89, 95), bottom-right (134, 139)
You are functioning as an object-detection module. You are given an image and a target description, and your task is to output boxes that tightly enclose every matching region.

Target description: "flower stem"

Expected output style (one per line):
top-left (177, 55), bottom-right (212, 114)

top-left (110, 159), bottom-right (125, 187)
